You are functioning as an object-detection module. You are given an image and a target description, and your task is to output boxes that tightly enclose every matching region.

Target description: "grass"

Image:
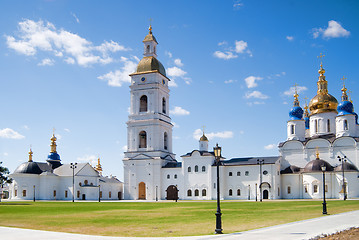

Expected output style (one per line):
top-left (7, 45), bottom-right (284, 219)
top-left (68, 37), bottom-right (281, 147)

top-left (0, 200), bottom-right (359, 237)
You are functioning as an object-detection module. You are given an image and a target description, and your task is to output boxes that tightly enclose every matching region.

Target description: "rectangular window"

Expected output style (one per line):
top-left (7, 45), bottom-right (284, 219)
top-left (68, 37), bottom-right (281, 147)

top-left (237, 171), bottom-right (241, 176)
top-left (313, 185), bottom-right (318, 193)
top-left (65, 190), bottom-right (68, 198)
top-left (53, 190), bottom-right (56, 197)
top-left (77, 191), bottom-right (80, 198)
top-left (245, 171), bottom-right (249, 176)
top-left (304, 186), bottom-right (308, 193)
top-left (327, 119), bottom-right (330, 132)
top-left (325, 185), bottom-right (328, 193)
top-left (214, 183), bottom-right (216, 189)
top-left (287, 186), bottom-right (291, 194)
top-left (109, 191), bottom-right (112, 198)
top-left (229, 172), bottom-right (232, 176)
top-left (22, 190), bottom-right (26, 197)
top-left (14, 190), bottom-right (17, 197)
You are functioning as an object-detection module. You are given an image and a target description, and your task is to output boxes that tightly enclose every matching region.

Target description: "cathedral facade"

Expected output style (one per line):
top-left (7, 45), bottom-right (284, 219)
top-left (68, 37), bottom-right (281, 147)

top-left (123, 27), bottom-right (359, 201)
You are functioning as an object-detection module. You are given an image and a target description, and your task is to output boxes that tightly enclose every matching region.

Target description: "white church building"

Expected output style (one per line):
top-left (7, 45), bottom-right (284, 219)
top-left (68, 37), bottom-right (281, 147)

top-left (9, 134), bottom-right (123, 201)
top-left (123, 26), bottom-right (359, 201)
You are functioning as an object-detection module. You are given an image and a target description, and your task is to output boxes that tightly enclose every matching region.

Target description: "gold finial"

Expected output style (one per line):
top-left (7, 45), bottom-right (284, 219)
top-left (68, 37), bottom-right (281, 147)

top-left (304, 96), bottom-right (309, 117)
top-left (149, 18), bottom-right (153, 34)
top-left (95, 156), bottom-right (103, 174)
top-left (293, 83), bottom-right (300, 107)
top-left (317, 53), bottom-right (325, 68)
top-left (315, 147), bottom-right (320, 159)
top-left (50, 132), bottom-right (57, 153)
top-left (28, 146), bottom-right (33, 162)
top-left (341, 76), bottom-right (348, 102)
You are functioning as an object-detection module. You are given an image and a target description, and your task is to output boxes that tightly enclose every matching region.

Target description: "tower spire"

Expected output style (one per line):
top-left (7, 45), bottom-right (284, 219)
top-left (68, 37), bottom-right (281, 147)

top-left (304, 96), bottom-right (309, 118)
top-left (316, 53), bottom-right (328, 95)
top-left (95, 157), bottom-right (103, 175)
top-left (50, 133), bottom-right (57, 153)
top-left (293, 83), bottom-right (300, 107)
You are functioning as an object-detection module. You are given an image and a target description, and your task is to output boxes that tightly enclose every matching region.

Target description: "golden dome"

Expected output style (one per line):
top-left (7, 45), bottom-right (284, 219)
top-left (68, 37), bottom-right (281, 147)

top-left (200, 134), bottom-right (208, 142)
top-left (143, 25), bottom-right (158, 44)
top-left (308, 64), bottom-right (338, 115)
top-left (136, 56), bottom-right (166, 76)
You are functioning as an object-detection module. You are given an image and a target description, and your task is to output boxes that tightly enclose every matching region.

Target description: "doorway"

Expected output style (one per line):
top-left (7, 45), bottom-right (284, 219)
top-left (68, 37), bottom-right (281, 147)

top-left (138, 182), bottom-right (146, 200)
top-left (263, 190), bottom-right (269, 199)
top-left (82, 194), bottom-right (86, 200)
top-left (166, 185), bottom-right (178, 200)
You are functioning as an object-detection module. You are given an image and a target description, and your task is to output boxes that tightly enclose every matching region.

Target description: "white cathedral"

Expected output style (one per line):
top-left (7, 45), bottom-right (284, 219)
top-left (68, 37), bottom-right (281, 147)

top-left (123, 26), bottom-right (359, 201)
top-left (7, 26), bottom-right (359, 202)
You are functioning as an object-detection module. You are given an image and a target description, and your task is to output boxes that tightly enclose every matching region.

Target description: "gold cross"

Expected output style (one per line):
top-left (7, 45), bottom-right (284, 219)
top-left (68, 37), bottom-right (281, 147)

top-left (202, 125), bottom-right (206, 134)
top-left (317, 53), bottom-right (325, 65)
top-left (53, 127), bottom-right (56, 135)
top-left (304, 96), bottom-right (308, 105)
top-left (341, 76), bottom-right (347, 88)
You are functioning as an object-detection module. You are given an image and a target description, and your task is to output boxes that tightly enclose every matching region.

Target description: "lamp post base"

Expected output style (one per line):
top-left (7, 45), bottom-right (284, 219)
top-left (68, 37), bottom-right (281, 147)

top-left (215, 212), bottom-right (223, 234)
top-left (215, 229), bottom-right (223, 234)
top-left (322, 202), bottom-right (327, 215)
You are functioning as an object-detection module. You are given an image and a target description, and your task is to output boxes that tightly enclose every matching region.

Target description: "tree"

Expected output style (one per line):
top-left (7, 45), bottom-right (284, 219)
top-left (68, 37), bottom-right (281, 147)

top-left (0, 162), bottom-right (12, 201)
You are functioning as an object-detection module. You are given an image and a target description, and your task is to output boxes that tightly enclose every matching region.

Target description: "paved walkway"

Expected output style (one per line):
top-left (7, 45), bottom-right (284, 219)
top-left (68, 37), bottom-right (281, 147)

top-left (1, 210), bottom-right (359, 240)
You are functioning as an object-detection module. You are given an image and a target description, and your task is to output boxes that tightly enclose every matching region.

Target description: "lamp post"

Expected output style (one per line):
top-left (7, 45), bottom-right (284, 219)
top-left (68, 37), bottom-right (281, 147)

top-left (98, 184), bottom-right (101, 202)
top-left (321, 165), bottom-right (327, 215)
top-left (257, 159), bottom-right (264, 202)
top-left (156, 186), bottom-right (158, 201)
top-left (33, 185), bottom-right (35, 202)
top-left (255, 183), bottom-right (258, 202)
top-left (337, 155), bottom-right (347, 200)
top-left (70, 162), bottom-right (77, 202)
top-left (213, 143), bottom-right (223, 234)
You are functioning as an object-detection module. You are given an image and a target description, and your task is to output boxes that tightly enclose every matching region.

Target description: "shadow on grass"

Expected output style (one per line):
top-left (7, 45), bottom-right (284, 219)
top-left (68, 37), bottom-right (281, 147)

top-left (0, 203), bottom-right (31, 206)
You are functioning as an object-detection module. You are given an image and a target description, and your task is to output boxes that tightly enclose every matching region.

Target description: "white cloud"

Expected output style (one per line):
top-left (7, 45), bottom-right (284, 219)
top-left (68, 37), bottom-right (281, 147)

top-left (284, 86), bottom-right (308, 96)
top-left (174, 58), bottom-right (183, 67)
top-left (286, 36), bottom-right (294, 41)
top-left (6, 19), bottom-right (129, 67)
top-left (77, 154), bottom-right (97, 165)
top-left (71, 13), bottom-right (80, 23)
top-left (165, 51), bottom-right (173, 58)
top-left (38, 58), bottom-right (54, 66)
top-left (170, 106), bottom-right (190, 116)
top-left (167, 66), bottom-right (187, 78)
top-left (264, 144), bottom-right (276, 150)
top-left (0, 128), bottom-right (25, 139)
top-left (193, 129), bottom-right (233, 140)
top-left (245, 91), bottom-right (269, 99)
top-left (233, 1), bottom-right (243, 9)
top-left (213, 51), bottom-right (238, 60)
top-left (97, 57), bottom-right (137, 87)
top-left (168, 79), bottom-right (178, 87)
top-left (64, 128), bottom-right (70, 132)
top-left (244, 76), bottom-right (263, 88)
top-left (4, 152), bottom-right (9, 156)
top-left (224, 79), bottom-right (237, 84)
top-left (234, 40), bottom-right (247, 53)
top-left (23, 125), bottom-right (30, 130)
top-left (122, 145), bottom-right (127, 151)
top-left (313, 20), bottom-right (350, 39)
top-left (218, 41), bottom-right (227, 46)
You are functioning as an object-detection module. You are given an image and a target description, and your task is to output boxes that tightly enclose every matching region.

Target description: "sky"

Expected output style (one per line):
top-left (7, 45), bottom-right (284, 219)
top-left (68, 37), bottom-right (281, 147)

top-left (1, 0), bottom-right (358, 181)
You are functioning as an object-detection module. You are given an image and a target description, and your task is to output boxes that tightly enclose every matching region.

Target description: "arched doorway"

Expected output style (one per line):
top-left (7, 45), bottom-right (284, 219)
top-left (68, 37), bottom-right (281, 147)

top-left (166, 185), bottom-right (178, 200)
top-left (263, 190), bottom-right (269, 199)
top-left (138, 182), bottom-right (146, 200)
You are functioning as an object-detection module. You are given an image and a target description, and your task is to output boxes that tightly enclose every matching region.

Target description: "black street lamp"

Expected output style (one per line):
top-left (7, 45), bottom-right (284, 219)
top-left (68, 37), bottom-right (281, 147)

top-left (98, 184), bottom-right (101, 202)
top-left (257, 159), bottom-right (264, 202)
top-left (337, 155), bottom-right (347, 200)
top-left (156, 186), bottom-right (158, 201)
top-left (70, 162), bottom-right (77, 202)
top-left (213, 143), bottom-right (223, 234)
top-left (33, 185), bottom-right (35, 202)
top-left (321, 165), bottom-right (327, 215)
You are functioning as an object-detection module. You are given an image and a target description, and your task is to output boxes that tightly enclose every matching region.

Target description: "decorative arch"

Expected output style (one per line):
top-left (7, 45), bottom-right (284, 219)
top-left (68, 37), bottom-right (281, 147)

top-left (140, 95), bottom-right (148, 112)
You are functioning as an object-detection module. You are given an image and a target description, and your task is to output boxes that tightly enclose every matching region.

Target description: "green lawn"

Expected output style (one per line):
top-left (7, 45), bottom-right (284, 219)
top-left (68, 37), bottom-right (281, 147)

top-left (1, 200), bottom-right (359, 237)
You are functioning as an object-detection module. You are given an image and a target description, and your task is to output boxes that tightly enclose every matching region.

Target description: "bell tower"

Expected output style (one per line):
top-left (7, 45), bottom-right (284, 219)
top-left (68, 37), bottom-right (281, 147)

top-left (123, 26), bottom-right (176, 200)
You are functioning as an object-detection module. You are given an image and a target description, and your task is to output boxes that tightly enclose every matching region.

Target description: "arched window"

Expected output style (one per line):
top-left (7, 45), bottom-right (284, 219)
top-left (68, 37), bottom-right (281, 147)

top-left (229, 189), bottom-right (233, 196)
top-left (187, 189), bottom-right (192, 196)
top-left (139, 131), bottom-right (147, 148)
top-left (140, 95), bottom-right (148, 112)
top-left (162, 97), bottom-right (166, 114)
top-left (22, 190), bottom-right (26, 197)
top-left (287, 186), bottom-right (291, 194)
top-left (84, 180), bottom-right (88, 185)
top-left (327, 119), bottom-right (330, 132)
top-left (315, 119), bottom-right (318, 133)
top-left (188, 166), bottom-right (191, 172)
top-left (229, 172), bottom-right (233, 176)
top-left (344, 120), bottom-right (348, 130)
top-left (313, 184), bottom-right (318, 193)
top-left (202, 189), bottom-right (207, 196)
top-left (291, 125), bottom-right (295, 135)
top-left (164, 132), bottom-right (168, 150)
top-left (195, 165), bottom-right (199, 172)
top-left (174, 174), bottom-right (177, 179)
top-left (237, 189), bottom-right (241, 196)
top-left (146, 45), bottom-right (150, 53)
top-left (167, 174), bottom-right (170, 179)
top-left (237, 171), bottom-right (241, 176)
top-left (194, 189), bottom-right (199, 196)
top-left (202, 166), bottom-right (206, 172)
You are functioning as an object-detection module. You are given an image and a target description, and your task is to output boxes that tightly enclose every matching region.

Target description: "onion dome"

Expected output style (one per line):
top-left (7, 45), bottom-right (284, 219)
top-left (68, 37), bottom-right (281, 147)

top-left (309, 63), bottom-right (338, 115)
top-left (304, 150), bottom-right (333, 172)
top-left (337, 79), bottom-right (354, 116)
top-left (289, 87), bottom-right (303, 120)
top-left (136, 56), bottom-right (166, 76)
top-left (334, 162), bottom-right (359, 172)
top-left (13, 162), bottom-right (42, 174)
top-left (200, 133), bottom-right (208, 142)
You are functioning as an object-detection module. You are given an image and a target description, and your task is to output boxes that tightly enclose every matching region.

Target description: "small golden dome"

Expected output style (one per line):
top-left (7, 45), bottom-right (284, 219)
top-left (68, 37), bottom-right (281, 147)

top-left (136, 56), bottom-right (166, 76)
top-left (143, 25), bottom-right (158, 44)
top-left (200, 134), bottom-right (208, 142)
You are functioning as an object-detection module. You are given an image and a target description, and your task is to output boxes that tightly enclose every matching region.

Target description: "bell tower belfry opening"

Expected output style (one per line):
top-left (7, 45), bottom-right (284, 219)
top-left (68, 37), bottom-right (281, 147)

top-left (123, 25), bottom-right (176, 200)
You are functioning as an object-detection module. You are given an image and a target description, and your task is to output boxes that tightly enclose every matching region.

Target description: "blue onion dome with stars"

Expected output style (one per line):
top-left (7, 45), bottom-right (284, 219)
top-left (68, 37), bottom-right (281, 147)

top-left (46, 134), bottom-right (62, 169)
top-left (337, 84), bottom-right (354, 116)
top-left (289, 89), bottom-right (303, 120)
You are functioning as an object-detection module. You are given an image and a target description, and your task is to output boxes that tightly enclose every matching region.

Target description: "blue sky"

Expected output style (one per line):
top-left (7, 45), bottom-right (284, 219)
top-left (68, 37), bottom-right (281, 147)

top-left (1, 0), bottom-right (358, 180)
